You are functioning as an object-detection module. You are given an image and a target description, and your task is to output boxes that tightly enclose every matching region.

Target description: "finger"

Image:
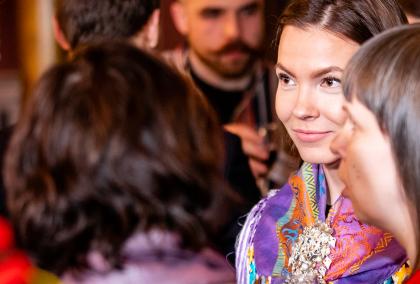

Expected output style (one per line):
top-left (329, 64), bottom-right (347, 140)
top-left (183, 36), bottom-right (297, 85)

top-left (242, 140), bottom-right (270, 161)
top-left (249, 158), bottom-right (269, 178)
top-left (225, 123), bottom-right (263, 144)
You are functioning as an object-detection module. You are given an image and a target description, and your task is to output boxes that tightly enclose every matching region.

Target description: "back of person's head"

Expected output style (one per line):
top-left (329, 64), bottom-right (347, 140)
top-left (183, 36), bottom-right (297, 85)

top-left (54, 0), bottom-right (160, 49)
top-left (278, 0), bottom-right (407, 44)
top-left (343, 24), bottom-right (420, 266)
top-left (4, 41), bottom-right (229, 275)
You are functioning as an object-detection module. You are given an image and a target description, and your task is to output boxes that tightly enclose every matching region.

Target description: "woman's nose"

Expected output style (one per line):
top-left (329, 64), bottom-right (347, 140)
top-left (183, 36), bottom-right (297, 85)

top-left (292, 87), bottom-right (320, 120)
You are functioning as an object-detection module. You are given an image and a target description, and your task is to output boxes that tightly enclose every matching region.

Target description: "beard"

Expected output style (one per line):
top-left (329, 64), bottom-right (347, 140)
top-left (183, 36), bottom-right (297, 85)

top-left (192, 40), bottom-right (262, 79)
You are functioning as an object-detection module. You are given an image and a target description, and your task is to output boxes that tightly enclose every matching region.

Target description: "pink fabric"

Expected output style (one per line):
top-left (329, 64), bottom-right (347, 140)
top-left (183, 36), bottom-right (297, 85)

top-left (62, 230), bottom-right (235, 284)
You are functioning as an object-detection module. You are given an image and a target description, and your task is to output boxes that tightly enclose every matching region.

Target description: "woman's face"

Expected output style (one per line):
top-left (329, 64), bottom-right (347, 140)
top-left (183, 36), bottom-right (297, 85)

top-left (330, 98), bottom-right (402, 226)
top-left (275, 25), bottom-right (359, 164)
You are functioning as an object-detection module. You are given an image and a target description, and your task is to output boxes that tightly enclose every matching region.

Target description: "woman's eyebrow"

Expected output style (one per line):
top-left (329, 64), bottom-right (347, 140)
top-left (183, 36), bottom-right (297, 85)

top-left (310, 66), bottom-right (343, 79)
top-left (275, 63), bottom-right (343, 79)
top-left (275, 63), bottom-right (296, 78)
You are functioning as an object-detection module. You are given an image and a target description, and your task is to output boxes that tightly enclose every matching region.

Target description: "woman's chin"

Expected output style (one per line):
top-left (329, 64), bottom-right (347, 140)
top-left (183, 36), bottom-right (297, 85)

top-left (298, 150), bottom-right (339, 165)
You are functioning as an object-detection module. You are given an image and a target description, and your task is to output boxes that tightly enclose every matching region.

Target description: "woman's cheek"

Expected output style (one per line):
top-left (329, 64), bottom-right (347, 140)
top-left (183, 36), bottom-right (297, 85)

top-left (322, 96), bottom-right (347, 125)
top-left (275, 93), bottom-right (295, 123)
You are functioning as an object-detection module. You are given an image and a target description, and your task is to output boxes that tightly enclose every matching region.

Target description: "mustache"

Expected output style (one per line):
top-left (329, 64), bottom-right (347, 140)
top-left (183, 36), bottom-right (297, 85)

top-left (216, 40), bottom-right (260, 56)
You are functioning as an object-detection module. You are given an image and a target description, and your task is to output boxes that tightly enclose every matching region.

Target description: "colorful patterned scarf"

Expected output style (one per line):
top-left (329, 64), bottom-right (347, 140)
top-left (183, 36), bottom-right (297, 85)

top-left (236, 163), bottom-right (408, 283)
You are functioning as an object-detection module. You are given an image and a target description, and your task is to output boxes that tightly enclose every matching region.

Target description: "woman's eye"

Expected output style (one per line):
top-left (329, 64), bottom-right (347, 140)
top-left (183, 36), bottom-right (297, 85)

top-left (278, 73), bottom-right (296, 89)
top-left (321, 77), bottom-right (341, 88)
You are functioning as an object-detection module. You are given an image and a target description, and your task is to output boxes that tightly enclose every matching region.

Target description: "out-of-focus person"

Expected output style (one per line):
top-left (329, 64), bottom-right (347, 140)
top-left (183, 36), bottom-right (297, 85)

top-left (235, 0), bottom-right (409, 283)
top-left (331, 24), bottom-right (420, 283)
top-left (52, 0), bottom-right (261, 263)
top-left (0, 0), bottom-right (161, 221)
top-left (4, 41), bottom-right (236, 284)
top-left (167, 0), bottom-right (298, 189)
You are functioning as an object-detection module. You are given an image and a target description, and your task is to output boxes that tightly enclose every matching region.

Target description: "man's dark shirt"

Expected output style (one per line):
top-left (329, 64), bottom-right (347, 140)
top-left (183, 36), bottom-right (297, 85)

top-left (190, 68), bottom-right (263, 263)
top-left (190, 66), bottom-right (273, 127)
top-left (190, 70), bottom-right (246, 124)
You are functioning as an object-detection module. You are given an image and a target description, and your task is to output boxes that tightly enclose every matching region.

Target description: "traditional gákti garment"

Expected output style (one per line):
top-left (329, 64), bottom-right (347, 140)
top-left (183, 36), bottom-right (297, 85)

top-left (236, 162), bottom-right (408, 283)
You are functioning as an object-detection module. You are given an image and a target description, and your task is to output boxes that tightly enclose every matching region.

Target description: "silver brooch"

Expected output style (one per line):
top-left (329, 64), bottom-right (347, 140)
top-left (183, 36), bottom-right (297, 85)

top-left (285, 221), bottom-right (336, 284)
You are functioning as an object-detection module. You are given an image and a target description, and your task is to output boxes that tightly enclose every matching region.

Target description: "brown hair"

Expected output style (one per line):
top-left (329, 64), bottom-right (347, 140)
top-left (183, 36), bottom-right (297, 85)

top-left (399, 0), bottom-right (420, 18)
top-left (278, 0), bottom-right (407, 44)
top-left (5, 41), bottom-right (231, 274)
top-left (343, 24), bottom-right (420, 267)
top-left (275, 0), bottom-right (407, 159)
top-left (55, 0), bottom-right (160, 49)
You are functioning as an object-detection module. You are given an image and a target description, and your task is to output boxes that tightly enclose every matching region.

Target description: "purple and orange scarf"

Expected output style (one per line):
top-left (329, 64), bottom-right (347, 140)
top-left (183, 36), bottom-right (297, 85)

top-left (236, 162), bottom-right (408, 283)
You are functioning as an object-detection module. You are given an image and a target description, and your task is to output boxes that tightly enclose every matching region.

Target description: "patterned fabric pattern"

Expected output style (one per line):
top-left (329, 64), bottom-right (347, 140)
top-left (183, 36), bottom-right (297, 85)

top-left (235, 163), bottom-right (409, 283)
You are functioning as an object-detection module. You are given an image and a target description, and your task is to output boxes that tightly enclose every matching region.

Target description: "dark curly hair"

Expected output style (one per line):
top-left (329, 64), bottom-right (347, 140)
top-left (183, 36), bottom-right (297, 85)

top-left (55, 0), bottom-right (160, 49)
top-left (4, 41), bottom-right (231, 275)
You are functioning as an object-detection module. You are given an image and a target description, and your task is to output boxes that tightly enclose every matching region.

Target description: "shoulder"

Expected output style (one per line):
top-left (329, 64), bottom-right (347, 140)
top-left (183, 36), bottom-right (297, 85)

top-left (134, 248), bottom-right (236, 284)
top-left (62, 248), bottom-right (235, 284)
top-left (235, 188), bottom-right (290, 282)
top-left (238, 188), bottom-right (284, 236)
top-left (236, 177), bottom-right (299, 253)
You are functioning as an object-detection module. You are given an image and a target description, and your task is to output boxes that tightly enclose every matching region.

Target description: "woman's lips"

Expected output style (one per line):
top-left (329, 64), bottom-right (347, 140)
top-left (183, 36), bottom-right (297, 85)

top-left (292, 129), bottom-right (333, 143)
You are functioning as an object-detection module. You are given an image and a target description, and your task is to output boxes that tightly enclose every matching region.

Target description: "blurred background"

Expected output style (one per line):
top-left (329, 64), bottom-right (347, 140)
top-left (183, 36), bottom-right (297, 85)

top-left (0, 0), bottom-right (288, 129)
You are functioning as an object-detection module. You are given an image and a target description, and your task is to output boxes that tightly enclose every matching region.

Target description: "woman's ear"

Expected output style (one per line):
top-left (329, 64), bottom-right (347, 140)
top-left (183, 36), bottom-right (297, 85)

top-left (52, 16), bottom-right (71, 51)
